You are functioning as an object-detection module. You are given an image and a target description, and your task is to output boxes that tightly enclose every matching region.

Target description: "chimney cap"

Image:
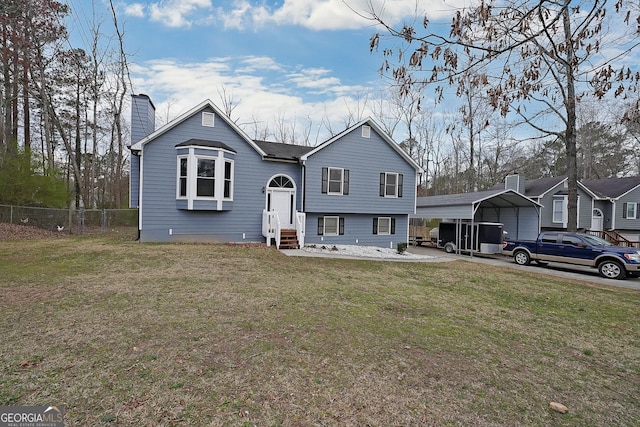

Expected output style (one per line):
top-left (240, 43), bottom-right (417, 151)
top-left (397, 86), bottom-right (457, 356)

top-left (132, 93), bottom-right (156, 110)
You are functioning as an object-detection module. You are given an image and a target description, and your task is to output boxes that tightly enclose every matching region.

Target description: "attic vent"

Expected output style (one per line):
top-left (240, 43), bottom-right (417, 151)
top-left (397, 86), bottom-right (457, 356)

top-left (362, 125), bottom-right (371, 138)
top-left (202, 112), bottom-right (215, 127)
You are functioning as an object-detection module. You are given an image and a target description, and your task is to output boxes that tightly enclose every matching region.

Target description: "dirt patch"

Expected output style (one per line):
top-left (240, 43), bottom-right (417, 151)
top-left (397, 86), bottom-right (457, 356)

top-left (0, 223), bottom-right (68, 240)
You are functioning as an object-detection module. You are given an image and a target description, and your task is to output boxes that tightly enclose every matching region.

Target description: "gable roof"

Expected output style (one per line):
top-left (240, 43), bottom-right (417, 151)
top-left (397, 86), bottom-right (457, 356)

top-left (581, 176), bottom-right (640, 199)
top-left (415, 189), bottom-right (541, 220)
top-left (129, 99), bottom-right (267, 157)
top-left (300, 117), bottom-right (422, 171)
top-left (490, 175), bottom-right (600, 199)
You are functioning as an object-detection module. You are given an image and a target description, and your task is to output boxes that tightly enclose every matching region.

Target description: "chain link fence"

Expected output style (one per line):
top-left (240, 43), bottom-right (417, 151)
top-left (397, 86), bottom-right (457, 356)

top-left (0, 204), bottom-right (138, 235)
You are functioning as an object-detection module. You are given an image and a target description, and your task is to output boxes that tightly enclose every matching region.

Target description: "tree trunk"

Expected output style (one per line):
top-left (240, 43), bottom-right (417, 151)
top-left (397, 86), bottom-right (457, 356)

top-left (563, 3), bottom-right (578, 232)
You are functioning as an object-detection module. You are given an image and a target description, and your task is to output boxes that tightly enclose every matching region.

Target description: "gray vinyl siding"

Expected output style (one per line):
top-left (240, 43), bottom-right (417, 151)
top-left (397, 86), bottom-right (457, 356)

top-left (577, 188), bottom-right (593, 229)
top-left (615, 185), bottom-right (640, 232)
top-left (304, 126), bottom-right (416, 215)
top-left (130, 95), bottom-right (155, 144)
top-left (538, 185), bottom-right (593, 230)
top-left (139, 106), bottom-right (301, 243)
top-left (305, 213), bottom-right (409, 248)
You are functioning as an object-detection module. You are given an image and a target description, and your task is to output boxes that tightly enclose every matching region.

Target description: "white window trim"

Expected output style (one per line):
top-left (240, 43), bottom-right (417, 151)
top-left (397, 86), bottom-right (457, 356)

top-left (202, 112), bottom-right (215, 127)
top-left (362, 125), bottom-right (371, 138)
top-left (324, 216), bottom-right (340, 236)
top-left (223, 159), bottom-right (234, 201)
top-left (552, 198), bottom-right (565, 224)
top-left (195, 156), bottom-right (217, 200)
top-left (328, 167), bottom-right (344, 195)
top-left (384, 172), bottom-right (399, 198)
top-left (377, 217), bottom-right (391, 235)
top-left (626, 202), bottom-right (638, 219)
top-left (176, 155), bottom-right (188, 199)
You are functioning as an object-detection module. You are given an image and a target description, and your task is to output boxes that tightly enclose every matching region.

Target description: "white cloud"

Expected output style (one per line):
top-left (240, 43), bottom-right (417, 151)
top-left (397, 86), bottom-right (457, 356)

top-left (218, 0), bottom-right (468, 31)
top-left (148, 0), bottom-right (213, 28)
top-left (130, 56), bottom-right (380, 143)
top-left (124, 3), bottom-right (146, 18)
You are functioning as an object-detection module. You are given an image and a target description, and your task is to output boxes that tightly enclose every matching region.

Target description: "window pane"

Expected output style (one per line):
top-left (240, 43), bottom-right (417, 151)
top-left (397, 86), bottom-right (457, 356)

top-left (180, 158), bottom-right (188, 177)
top-left (385, 173), bottom-right (397, 196)
top-left (378, 218), bottom-right (391, 234)
top-left (179, 178), bottom-right (187, 197)
top-left (328, 181), bottom-right (342, 193)
top-left (553, 200), bottom-right (563, 222)
top-left (328, 168), bottom-right (343, 194)
top-left (198, 159), bottom-right (215, 177)
top-left (225, 161), bottom-right (232, 179)
top-left (324, 217), bottom-right (338, 235)
top-left (386, 173), bottom-right (397, 185)
top-left (197, 178), bottom-right (214, 197)
top-left (224, 181), bottom-right (231, 198)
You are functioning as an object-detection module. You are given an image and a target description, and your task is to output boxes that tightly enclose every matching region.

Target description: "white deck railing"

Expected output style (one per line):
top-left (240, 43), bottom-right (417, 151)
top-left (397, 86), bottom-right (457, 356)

top-left (262, 210), bottom-right (281, 248)
top-left (263, 210), bottom-right (305, 249)
top-left (295, 212), bottom-right (306, 248)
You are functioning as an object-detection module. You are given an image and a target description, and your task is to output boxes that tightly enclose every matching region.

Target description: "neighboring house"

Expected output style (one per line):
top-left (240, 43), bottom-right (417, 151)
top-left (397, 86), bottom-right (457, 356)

top-left (129, 94), bottom-right (420, 248)
top-left (494, 174), bottom-right (640, 241)
top-left (581, 176), bottom-right (640, 240)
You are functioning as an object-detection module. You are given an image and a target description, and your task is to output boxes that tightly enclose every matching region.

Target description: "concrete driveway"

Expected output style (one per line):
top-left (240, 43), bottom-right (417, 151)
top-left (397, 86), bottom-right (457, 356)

top-left (408, 244), bottom-right (640, 291)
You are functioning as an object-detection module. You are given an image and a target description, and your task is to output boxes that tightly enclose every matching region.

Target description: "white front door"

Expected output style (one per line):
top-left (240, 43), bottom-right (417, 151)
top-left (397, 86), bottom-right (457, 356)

top-left (266, 175), bottom-right (297, 229)
top-left (591, 209), bottom-right (603, 231)
top-left (270, 190), bottom-right (294, 228)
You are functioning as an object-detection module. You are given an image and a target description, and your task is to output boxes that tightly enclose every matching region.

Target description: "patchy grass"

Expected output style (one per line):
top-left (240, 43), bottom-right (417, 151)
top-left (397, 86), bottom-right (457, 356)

top-left (0, 235), bottom-right (638, 426)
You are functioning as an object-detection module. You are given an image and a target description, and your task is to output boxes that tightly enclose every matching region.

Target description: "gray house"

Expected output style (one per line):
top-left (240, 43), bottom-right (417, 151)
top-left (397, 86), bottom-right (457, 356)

top-left (496, 174), bottom-right (640, 242)
top-left (129, 94), bottom-right (420, 248)
top-left (581, 176), bottom-right (640, 240)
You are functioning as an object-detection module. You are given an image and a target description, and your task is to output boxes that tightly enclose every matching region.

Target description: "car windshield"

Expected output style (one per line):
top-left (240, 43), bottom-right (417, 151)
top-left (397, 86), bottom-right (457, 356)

top-left (581, 234), bottom-right (613, 247)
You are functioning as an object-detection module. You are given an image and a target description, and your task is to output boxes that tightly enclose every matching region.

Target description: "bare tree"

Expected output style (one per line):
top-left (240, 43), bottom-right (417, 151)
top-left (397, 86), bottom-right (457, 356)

top-left (368, 0), bottom-right (640, 231)
top-left (217, 85), bottom-right (239, 122)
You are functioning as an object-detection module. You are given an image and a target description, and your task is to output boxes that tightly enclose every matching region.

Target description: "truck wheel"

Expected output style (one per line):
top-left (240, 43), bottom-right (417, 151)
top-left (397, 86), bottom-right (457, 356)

top-left (444, 242), bottom-right (456, 254)
top-left (598, 260), bottom-right (626, 280)
top-left (513, 250), bottom-right (531, 266)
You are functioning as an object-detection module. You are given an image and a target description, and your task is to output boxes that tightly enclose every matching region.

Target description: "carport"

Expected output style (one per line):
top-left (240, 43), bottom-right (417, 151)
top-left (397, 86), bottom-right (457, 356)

top-left (411, 189), bottom-right (542, 255)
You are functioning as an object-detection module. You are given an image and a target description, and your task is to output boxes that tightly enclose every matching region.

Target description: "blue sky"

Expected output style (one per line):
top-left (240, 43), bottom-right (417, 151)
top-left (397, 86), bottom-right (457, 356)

top-left (65, 0), bottom-right (463, 144)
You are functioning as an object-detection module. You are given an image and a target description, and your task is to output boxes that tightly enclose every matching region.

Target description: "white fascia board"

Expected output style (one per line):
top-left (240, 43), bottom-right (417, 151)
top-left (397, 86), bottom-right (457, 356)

top-left (538, 178), bottom-right (567, 198)
top-left (616, 182), bottom-right (640, 200)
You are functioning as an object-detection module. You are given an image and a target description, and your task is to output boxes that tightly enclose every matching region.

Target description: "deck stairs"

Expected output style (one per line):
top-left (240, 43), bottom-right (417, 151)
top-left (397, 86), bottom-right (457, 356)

top-left (278, 229), bottom-right (300, 249)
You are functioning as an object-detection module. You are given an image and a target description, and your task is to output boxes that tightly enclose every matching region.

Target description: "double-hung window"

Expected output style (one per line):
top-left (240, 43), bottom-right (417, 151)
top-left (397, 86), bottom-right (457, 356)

top-left (317, 216), bottom-right (344, 236)
top-left (224, 160), bottom-right (233, 199)
top-left (321, 167), bottom-right (349, 195)
top-left (178, 157), bottom-right (188, 198)
top-left (380, 172), bottom-right (403, 197)
top-left (196, 158), bottom-right (215, 198)
top-left (373, 217), bottom-right (395, 235)
top-left (552, 198), bottom-right (565, 223)
top-left (623, 202), bottom-right (638, 219)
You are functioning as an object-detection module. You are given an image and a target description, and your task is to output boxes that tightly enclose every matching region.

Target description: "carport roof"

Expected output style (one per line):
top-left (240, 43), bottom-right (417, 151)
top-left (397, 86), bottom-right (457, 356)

top-left (414, 189), bottom-right (542, 219)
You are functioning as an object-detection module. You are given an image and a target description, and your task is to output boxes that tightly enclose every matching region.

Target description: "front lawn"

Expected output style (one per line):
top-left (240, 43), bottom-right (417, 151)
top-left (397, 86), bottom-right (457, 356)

top-left (0, 235), bottom-right (638, 426)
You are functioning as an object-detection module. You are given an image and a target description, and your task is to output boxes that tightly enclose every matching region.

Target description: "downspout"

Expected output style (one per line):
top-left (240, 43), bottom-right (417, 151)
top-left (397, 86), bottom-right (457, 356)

top-left (300, 159), bottom-right (306, 212)
top-left (610, 200), bottom-right (616, 230)
top-left (137, 149), bottom-right (143, 241)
